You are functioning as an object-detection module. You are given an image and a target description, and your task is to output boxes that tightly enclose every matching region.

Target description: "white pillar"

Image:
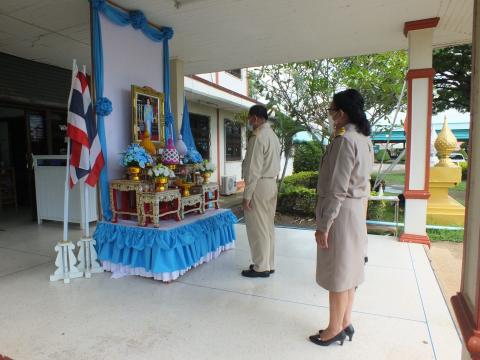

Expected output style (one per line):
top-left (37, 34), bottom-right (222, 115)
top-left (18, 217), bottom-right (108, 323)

top-left (400, 18), bottom-right (439, 246)
top-left (451, 1), bottom-right (480, 359)
top-left (170, 58), bottom-right (184, 137)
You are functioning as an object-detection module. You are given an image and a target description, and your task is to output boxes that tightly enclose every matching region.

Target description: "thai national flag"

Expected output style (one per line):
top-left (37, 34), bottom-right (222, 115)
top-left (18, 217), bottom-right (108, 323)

top-left (67, 64), bottom-right (104, 188)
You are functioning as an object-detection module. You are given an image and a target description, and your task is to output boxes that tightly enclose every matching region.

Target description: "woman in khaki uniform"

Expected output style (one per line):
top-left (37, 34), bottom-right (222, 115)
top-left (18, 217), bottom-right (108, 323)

top-left (309, 89), bottom-right (374, 347)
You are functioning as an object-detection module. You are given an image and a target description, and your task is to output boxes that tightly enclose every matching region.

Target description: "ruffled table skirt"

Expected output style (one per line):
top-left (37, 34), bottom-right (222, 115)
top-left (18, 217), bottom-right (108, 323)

top-left (94, 209), bottom-right (237, 282)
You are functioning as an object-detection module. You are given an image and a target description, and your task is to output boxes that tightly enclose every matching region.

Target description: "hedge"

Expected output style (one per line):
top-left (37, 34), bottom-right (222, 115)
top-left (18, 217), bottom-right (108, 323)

top-left (282, 171), bottom-right (318, 189)
top-left (459, 161), bottom-right (468, 181)
top-left (277, 184), bottom-right (316, 216)
top-left (375, 149), bottom-right (391, 162)
top-left (293, 141), bottom-right (324, 173)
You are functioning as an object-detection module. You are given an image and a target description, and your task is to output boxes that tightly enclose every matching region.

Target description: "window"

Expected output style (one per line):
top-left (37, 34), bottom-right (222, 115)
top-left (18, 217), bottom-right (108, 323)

top-left (225, 119), bottom-right (242, 161)
top-left (226, 69), bottom-right (242, 79)
top-left (189, 113), bottom-right (210, 160)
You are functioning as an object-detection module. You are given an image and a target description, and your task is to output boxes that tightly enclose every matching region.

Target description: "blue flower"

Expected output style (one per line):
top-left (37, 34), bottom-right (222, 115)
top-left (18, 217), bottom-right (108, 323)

top-left (122, 144), bottom-right (152, 167)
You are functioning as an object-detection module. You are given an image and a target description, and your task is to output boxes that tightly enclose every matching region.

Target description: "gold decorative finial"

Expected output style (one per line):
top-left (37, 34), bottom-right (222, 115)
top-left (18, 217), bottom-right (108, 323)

top-left (434, 116), bottom-right (458, 167)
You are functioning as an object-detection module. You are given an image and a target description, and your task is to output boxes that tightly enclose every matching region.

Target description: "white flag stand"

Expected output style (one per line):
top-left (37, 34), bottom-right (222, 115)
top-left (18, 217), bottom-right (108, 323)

top-left (76, 182), bottom-right (103, 278)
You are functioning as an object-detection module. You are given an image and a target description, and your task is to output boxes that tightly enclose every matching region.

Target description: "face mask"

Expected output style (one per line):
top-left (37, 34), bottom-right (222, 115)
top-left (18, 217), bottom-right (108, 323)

top-left (247, 121), bottom-right (254, 132)
top-left (327, 115), bottom-right (335, 134)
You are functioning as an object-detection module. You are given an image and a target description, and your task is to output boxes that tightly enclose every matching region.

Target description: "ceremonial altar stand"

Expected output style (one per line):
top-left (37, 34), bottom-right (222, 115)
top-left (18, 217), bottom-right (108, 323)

top-left (138, 190), bottom-right (182, 226)
top-left (191, 183), bottom-right (219, 211)
top-left (93, 209), bottom-right (237, 282)
top-left (110, 179), bottom-right (148, 222)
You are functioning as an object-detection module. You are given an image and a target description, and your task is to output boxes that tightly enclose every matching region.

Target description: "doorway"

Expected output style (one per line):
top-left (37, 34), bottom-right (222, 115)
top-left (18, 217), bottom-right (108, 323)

top-left (0, 105), bottom-right (67, 221)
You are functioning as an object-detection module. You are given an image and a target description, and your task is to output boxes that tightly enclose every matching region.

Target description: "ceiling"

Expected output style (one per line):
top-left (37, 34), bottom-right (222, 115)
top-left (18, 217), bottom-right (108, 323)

top-left (0, 0), bottom-right (473, 75)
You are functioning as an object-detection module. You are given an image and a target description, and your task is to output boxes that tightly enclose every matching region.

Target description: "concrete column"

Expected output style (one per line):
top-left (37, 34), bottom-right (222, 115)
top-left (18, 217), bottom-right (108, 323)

top-left (452, 1), bottom-right (480, 359)
top-left (400, 18), bottom-right (439, 246)
top-left (170, 58), bottom-right (184, 137)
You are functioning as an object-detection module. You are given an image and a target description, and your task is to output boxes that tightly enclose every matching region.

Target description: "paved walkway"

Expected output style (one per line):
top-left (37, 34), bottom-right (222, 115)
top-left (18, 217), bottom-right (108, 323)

top-left (0, 215), bottom-right (461, 359)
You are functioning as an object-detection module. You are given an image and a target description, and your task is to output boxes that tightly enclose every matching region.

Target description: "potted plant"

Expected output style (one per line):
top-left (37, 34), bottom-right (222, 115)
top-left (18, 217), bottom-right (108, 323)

top-left (148, 163), bottom-right (175, 191)
top-left (121, 144), bottom-right (153, 181)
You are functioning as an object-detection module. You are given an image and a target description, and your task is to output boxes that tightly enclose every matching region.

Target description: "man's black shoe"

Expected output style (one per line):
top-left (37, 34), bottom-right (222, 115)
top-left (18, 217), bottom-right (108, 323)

top-left (241, 268), bottom-right (270, 278)
top-left (249, 264), bottom-right (275, 274)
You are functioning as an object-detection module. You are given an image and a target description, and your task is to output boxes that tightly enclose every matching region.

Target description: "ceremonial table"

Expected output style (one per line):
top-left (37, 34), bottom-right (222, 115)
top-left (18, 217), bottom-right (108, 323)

top-left (94, 209), bottom-right (237, 282)
top-left (191, 183), bottom-right (219, 211)
top-left (109, 179), bottom-right (149, 222)
top-left (137, 190), bottom-right (182, 226)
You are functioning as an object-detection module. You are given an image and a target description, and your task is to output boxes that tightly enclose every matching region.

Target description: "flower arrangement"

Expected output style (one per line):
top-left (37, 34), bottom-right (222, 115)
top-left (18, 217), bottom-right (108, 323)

top-left (196, 160), bottom-right (216, 174)
top-left (148, 163), bottom-right (175, 179)
top-left (121, 143), bottom-right (153, 168)
top-left (182, 148), bottom-right (203, 164)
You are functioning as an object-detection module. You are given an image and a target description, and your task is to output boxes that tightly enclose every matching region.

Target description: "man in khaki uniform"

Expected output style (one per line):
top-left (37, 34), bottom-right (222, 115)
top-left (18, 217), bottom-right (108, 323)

top-left (241, 105), bottom-right (281, 278)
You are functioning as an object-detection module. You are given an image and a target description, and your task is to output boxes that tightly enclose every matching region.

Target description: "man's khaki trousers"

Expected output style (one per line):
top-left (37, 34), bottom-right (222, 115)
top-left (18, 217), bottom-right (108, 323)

top-left (244, 178), bottom-right (277, 272)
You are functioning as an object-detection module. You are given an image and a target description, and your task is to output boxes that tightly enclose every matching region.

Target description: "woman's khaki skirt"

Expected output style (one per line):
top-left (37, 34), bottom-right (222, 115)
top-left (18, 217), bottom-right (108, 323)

top-left (316, 197), bottom-right (368, 292)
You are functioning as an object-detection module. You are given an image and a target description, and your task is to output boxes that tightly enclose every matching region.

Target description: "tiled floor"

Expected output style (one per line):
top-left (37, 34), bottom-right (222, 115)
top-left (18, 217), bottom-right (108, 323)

top-left (0, 212), bottom-right (461, 360)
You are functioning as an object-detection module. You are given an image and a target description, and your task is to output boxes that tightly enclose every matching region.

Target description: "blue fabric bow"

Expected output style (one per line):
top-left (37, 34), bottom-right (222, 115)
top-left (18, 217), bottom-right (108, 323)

top-left (95, 97), bottom-right (112, 116)
top-left (129, 10), bottom-right (147, 30)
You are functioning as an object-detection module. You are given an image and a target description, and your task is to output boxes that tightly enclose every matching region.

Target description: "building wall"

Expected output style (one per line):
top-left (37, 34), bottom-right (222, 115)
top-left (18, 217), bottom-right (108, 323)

top-left (187, 101), bottom-right (247, 187)
top-left (195, 69), bottom-right (248, 96)
top-left (217, 70), bottom-right (248, 95)
top-left (0, 52), bottom-right (70, 108)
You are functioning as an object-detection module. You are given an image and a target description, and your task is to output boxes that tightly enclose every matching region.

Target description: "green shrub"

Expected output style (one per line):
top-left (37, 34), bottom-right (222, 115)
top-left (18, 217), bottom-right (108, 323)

top-left (460, 149), bottom-right (468, 160)
top-left (459, 161), bottom-right (468, 181)
top-left (375, 149), bottom-right (391, 162)
top-left (278, 184), bottom-right (316, 216)
top-left (283, 171), bottom-right (318, 189)
top-left (293, 141), bottom-right (324, 173)
top-left (370, 173), bottom-right (386, 192)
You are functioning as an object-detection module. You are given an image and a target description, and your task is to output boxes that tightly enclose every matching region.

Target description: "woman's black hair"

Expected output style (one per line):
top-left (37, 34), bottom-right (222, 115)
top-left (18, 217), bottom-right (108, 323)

top-left (248, 105), bottom-right (268, 121)
top-left (333, 89), bottom-right (371, 136)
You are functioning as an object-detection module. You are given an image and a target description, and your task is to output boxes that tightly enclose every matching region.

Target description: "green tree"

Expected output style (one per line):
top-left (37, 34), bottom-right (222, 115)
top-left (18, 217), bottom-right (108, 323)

top-left (293, 141), bottom-right (324, 173)
top-left (433, 44), bottom-right (472, 113)
top-left (271, 113), bottom-right (307, 188)
top-left (339, 51), bottom-right (408, 131)
top-left (250, 50), bottom-right (408, 143)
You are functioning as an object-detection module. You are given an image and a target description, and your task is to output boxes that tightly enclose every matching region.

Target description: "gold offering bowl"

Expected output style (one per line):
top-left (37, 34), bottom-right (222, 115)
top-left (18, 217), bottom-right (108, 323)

top-left (202, 172), bottom-right (211, 184)
top-left (155, 177), bottom-right (168, 192)
top-left (181, 182), bottom-right (193, 197)
top-left (127, 166), bottom-right (141, 181)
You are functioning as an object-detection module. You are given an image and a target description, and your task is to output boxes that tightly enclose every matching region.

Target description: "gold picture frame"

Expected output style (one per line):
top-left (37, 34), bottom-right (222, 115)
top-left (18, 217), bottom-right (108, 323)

top-left (131, 85), bottom-right (165, 147)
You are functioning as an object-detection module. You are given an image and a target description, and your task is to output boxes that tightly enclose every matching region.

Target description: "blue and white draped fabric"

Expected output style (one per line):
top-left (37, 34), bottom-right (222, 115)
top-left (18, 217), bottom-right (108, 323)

top-left (90, 0), bottom-right (174, 220)
top-left (180, 96), bottom-right (203, 163)
top-left (93, 209), bottom-right (237, 282)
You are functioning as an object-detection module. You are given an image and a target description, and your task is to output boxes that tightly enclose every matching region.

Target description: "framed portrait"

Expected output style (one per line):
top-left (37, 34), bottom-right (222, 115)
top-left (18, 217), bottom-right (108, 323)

top-left (131, 85), bottom-right (165, 146)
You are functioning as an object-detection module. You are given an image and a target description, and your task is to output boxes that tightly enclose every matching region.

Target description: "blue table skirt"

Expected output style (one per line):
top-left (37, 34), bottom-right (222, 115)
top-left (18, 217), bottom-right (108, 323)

top-left (94, 209), bottom-right (237, 278)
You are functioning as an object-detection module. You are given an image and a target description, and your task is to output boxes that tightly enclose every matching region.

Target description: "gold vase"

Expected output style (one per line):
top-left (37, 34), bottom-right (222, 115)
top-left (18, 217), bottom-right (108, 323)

top-left (127, 166), bottom-right (141, 181)
top-left (202, 172), bottom-right (211, 184)
top-left (181, 183), bottom-right (192, 197)
top-left (155, 177), bottom-right (168, 192)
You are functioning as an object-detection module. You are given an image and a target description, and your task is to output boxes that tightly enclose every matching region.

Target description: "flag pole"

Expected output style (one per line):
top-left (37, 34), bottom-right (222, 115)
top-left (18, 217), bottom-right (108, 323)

top-left (76, 63), bottom-right (103, 278)
top-left (50, 58), bottom-right (83, 283)
top-left (63, 138), bottom-right (71, 242)
top-left (82, 64), bottom-right (90, 240)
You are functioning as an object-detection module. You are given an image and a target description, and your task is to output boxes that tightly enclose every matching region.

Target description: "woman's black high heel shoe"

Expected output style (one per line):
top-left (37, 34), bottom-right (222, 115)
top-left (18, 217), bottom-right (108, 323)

top-left (319, 324), bottom-right (354, 341)
top-left (309, 330), bottom-right (346, 346)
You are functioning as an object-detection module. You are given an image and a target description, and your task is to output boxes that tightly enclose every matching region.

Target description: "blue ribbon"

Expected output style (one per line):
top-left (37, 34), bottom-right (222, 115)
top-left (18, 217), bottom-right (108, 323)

top-left (89, 0), bottom-right (174, 220)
